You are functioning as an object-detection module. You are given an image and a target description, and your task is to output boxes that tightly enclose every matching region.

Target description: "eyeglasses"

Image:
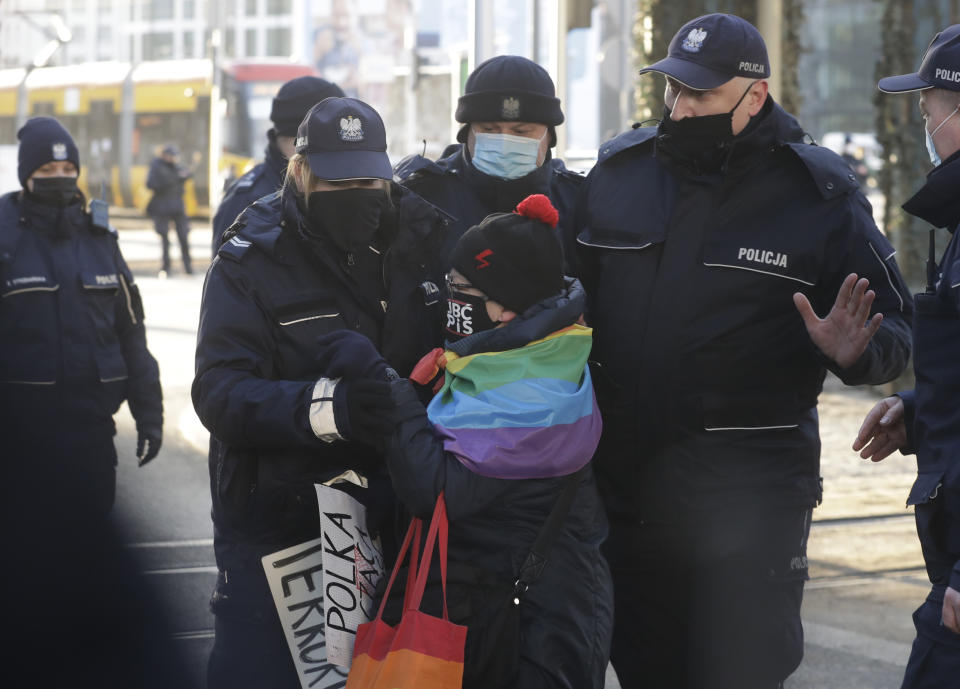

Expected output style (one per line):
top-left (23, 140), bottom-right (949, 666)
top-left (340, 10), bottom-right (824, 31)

top-left (445, 273), bottom-right (489, 300)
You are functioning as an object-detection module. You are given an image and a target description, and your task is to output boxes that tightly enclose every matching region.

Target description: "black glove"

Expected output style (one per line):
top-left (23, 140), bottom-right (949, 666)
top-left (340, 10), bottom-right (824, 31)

top-left (333, 379), bottom-right (396, 442)
top-left (136, 427), bottom-right (162, 466)
top-left (316, 330), bottom-right (392, 381)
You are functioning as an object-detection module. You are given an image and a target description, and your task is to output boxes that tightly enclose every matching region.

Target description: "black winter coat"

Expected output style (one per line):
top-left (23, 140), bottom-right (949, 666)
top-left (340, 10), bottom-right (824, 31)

top-left (146, 157), bottom-right (190, 217)
top-left (394, 144), bottom-right (582, 266)
top-left (211, 141), bottom-right (286, 255)
top-left (573, 99), bottom-right (913, 520)
top-left (896, 149), bottom-right (960, 610)
top-left (0, 192), bottom-right (162, 504)
top-left (384, 282), bottom-right (613, 689)
top-left (193, 186), bottom-right (450, 569)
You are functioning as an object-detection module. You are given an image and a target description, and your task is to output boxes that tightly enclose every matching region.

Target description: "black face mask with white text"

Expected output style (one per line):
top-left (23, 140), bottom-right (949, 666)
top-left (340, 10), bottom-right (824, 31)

top-left (443, 291), bottom-right (500, 342)
top-left (657, 82), bottom-right (755, 173)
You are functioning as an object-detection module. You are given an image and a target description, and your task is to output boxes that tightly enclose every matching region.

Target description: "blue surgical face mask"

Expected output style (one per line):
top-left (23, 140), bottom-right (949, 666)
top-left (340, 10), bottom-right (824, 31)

top-left (925, 104), bottom-right (959, 167)
top-left (471, 131), bottom-right (544, 180)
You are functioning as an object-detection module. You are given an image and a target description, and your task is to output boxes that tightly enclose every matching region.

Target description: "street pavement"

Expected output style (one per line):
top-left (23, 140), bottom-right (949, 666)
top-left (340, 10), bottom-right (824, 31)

top-left (110, 216), bottom-right (927, 689)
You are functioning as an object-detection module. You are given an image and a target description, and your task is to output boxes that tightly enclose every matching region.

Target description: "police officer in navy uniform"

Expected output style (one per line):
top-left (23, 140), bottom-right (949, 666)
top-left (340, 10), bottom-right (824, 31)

top-left (146, 143), bottom-right (194, 276)
top-left (211, 75), bottom-right (344, 255)
top-left (572, 14), bottom-right (913, 689)
top-left (194, 97), bottom-right (448, 688)
top-left (394, 55), bottom-right (581, 263)
top-left (857, 25), bottom-right (960, 688)
top-left (0, 117), bottom-right (163, 517)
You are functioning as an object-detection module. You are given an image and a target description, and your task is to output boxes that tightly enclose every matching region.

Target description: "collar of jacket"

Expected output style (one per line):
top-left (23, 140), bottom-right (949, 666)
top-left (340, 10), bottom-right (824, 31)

top-left (264, 139), bottom-right (288, 183)
top-left (20, 191), bottom-right (87, 238)
top-left (657, 97), bottom-right (805, 177)
top-left (902, 148), bottom-right (960, 231)
top-left (446, 277), bottom-right (586, 357)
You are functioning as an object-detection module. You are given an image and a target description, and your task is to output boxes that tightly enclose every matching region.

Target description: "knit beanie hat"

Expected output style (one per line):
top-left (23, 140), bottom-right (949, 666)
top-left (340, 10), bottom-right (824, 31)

top-left (450, 194), bottom-right (564, 314)
top-left (270, 76), bottom-right (345, 136)
top-left (455, 55), bottom-right (563, 144)
top-left (17, 117), bottom-right (80, 187)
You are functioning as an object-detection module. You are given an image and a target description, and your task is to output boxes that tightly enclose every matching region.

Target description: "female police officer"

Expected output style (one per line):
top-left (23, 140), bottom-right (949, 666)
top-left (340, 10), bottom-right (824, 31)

top-left (0, 116), bottom-right (162, 518)
top-left (193, 97), bottom-right (448, 688)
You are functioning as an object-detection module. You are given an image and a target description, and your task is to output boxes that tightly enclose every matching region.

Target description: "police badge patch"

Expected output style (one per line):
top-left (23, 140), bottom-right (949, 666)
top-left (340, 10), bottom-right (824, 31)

top-left (682, 28), bottom-right (707, 52)
top-left (501, 97), bottom-right (520, 119)
top-left (52, 142), bottom-right (67, 160)
top-left (339, 116), bottom-right (364, 142)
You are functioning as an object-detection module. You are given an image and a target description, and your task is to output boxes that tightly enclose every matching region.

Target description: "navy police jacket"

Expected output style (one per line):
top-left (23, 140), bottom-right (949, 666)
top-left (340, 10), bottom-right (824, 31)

top-left (573, 99), bottom-right (913, 520)
top-left (394, 144), bottom-right (582, 264)
top-left (211, 142), bottom-right (286, 255)
top-left (193, 186), bottom-right (449, 567)
top-left (0, 192), bottom-right (162, 456)
top-left (897, 149), bottom-right (960, 595)
top-left (146, 157), bottom-right (189, 217)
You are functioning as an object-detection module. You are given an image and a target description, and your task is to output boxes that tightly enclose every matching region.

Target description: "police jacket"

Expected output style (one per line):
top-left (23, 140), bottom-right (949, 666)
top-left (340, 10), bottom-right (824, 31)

top-left (192, 186), bottom-right (449, 567)
top-left (573, 99), bottom-right (913, 520)
top-left (385, 281), bottom-right (612, 688)
top-left (896, 149), bottom-right (960, 594)
top-left (146, 157), bottom-right (188, 217)
top-left (394, 144), bottom-right (582, 264)
top-left (211, 141), bottom-right (286, 255)
top-left (0, 191), bottom-right (162, 457)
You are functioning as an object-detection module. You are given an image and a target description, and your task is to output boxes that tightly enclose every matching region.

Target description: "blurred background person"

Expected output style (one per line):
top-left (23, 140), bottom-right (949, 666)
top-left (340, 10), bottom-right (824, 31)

top-left (146, 143), bottom-right (194, 277)
top-left (211, 75), bottom-right (344, 256)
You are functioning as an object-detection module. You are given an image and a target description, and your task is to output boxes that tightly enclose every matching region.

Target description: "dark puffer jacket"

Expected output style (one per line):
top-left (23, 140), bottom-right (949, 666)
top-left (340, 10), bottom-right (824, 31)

top-left (146, 157), bottom-right (190, 217)
top-left (384, 281), bottom-right (613, 689)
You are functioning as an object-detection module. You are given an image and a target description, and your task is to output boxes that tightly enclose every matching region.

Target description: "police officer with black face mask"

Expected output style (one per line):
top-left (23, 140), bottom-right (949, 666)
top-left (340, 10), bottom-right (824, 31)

top-left (394, 55), bottom-right (581, 264)
top-left (856, 25), bottom-right (960, 688)
top-left (211, 75), bottom-right (344, 256)
top-left (0, 116), bottom-right (163, 518)
top-left (194, 97), bottom-right (449, 688)
top-left (572, 13), bottom-right (913, 689)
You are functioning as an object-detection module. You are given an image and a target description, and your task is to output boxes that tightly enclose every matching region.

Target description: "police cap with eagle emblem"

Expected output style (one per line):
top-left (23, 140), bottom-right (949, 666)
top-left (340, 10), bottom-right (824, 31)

top-left (295, 97), bottom-right (392, 181)
top-left (639, 13), bottom-right (770, 90)
top-left (454, 55), bottom-right (564, 144)
top-left (878, 24), bottom-right (960, 93)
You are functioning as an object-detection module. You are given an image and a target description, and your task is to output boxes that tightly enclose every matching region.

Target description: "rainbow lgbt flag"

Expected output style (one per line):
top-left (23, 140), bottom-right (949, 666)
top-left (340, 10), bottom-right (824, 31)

top-left (426, 324), bottom-right (602, 479)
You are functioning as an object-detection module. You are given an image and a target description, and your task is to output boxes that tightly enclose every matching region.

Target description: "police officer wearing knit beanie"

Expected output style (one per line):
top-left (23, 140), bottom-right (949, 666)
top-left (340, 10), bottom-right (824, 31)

top-left (1, 116), bottom-right (163, 517)
top-left (394, 55), bottom-right (582, 265)
top-left (212, 74), bottom-right (344, 254)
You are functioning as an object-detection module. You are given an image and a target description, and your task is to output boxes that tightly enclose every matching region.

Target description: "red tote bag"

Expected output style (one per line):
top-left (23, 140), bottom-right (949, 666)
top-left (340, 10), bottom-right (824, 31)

top-left (346, 492), bottom-right (466, 689)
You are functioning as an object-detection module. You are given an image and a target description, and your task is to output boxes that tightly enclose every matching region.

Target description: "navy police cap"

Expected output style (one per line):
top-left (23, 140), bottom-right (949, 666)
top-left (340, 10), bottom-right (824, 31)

top-left (295, 97), bottom-right (392, 181)
top-left (878, 24), bottom-right (960, 93)
top-left (639, 13), bottom-right (770, 90)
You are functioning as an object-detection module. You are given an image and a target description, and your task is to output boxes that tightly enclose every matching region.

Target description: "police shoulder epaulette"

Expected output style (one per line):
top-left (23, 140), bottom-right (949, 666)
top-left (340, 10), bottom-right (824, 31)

top-left (232, 166), bottom-right (262, 191)
top-left (218, 230), bottom-right (253, 262)
top-left (784, 142), bottom-right (859, 200)
top-left (597, 126), bottom-right (657, 164)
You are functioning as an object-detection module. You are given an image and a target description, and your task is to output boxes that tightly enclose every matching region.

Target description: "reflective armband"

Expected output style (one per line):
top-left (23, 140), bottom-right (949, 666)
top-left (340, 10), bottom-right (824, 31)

top-left (309, 378), bottom-right (343, 443)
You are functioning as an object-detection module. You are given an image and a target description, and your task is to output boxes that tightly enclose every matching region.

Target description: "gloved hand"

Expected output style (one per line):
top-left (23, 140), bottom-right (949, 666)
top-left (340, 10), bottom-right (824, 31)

top-left (333, 379), bottom-right (397, 442)
top-left (136, 427), bottom-right (162, 467)
top-left (316, 330), bottom-right (393, 381)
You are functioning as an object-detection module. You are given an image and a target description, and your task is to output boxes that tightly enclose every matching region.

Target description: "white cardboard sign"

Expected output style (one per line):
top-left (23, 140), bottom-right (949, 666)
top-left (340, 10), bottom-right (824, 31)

top-left (314, 482), bottom-right (386, 667)
top-left (261, 538), bottom-right (350, 688)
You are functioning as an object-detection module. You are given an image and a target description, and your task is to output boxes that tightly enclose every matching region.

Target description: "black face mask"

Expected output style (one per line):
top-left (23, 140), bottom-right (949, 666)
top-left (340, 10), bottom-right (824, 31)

top-left (28, 176), bottom-right (80, 207)
top-left (304, 188), bottom-right (388, 253)
top-left (657, 82), bottom-right (755, 173)
top-left (443, 291), bottom-right (500, 342)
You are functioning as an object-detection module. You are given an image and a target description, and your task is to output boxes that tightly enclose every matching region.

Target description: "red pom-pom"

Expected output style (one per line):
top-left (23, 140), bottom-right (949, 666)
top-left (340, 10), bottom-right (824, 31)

top-left (515, 194), bottom-right (559, 229)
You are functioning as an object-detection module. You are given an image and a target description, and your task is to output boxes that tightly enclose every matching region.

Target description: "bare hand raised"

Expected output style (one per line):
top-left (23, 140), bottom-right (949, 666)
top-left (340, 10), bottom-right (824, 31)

top-left (793, 273), bottom-right (883, 370)
top-left (852, 395), bottom-right (907, 462)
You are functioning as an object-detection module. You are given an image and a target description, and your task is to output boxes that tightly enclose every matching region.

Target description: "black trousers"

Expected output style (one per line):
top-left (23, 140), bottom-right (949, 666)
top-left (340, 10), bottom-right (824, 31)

top-left (153, 212), bottom-right (192, 273)
top-left (604, 505), bottom-right (812, 689)
top-left (900, 587), bottom-right (960, 689)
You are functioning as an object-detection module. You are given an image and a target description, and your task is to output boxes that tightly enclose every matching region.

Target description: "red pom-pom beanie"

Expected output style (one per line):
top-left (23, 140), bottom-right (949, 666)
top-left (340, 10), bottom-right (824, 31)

top-left (449, 194), bottom-right (564, 314)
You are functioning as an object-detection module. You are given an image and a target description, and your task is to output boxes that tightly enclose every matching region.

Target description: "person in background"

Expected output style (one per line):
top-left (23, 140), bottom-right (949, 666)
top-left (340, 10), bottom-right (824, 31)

top-left (146, 143), bottom-right (193, 277)
top-left (0, 116), bottom-right (163, 518)
top-left (211, 75), bottom-right (344, 255)
top-left (193, 96), bottom-right (449, 688)
top-left (572, 13), bottom-right (912, 689)
top-left (394, 55), bottom-right (581, 263)
top-left (857, 24), bottom-right (960, 688)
